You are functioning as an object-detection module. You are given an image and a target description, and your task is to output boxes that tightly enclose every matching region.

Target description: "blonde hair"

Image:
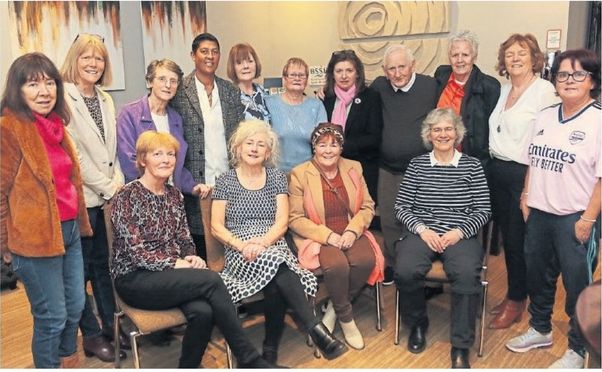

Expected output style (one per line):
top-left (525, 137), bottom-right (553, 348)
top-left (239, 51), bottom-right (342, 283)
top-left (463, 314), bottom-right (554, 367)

top-left (61, 33), bottom-right (113, 86)
top-left (135, 131), bottom-right (180, 175)
top-left (282, 57), bottom-right (308, 77)
top-left (229, 120), bottom-right (279, 168)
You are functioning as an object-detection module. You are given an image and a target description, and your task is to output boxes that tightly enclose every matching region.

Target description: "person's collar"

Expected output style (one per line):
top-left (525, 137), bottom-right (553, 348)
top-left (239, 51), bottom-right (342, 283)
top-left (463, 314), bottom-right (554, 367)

top-left (390, 72), bottom-right (416, 92)
top-left (429, 150), bottom-right (461, 167)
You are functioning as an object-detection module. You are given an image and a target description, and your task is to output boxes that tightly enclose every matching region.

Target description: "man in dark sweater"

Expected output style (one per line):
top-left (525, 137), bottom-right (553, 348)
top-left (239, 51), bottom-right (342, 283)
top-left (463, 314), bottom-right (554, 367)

top-left (370, 44), bottom-right (438, 284)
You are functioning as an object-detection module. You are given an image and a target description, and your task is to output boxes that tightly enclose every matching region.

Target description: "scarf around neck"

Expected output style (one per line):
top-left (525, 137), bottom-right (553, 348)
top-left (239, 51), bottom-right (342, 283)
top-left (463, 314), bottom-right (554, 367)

top-left (332, 83), bottom-right (356, 130)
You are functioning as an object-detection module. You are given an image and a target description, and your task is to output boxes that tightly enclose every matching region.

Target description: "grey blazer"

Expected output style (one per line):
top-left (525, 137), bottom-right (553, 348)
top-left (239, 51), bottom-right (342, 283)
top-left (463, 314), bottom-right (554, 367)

top-left (170, 72), bottom-right (244, 234)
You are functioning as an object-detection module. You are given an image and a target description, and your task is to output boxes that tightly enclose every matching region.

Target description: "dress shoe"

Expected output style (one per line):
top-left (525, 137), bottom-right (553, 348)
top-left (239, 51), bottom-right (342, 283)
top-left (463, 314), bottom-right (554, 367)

top-left (407, 324), bottom-right (427, 354)
top-left (489, 299), bottom-right (526, 329)
top-left (309, 322), bottom-right (348, 360)
top-left (60, 353), bottom-right (79, 368)
top-left (489, 297), bottom-right (509, 315)
top-left (102, 326), bottom-right (132, 350)
top-left (451, 346), bottom-right (470, 368)
top-left (424, 285), bottom-right (444, 300)
top-left (262, 342), bottom-right (278, 365)
top-left (340, 319), bottom-right (364, 350)
top-left (83, 334), bottom-right (127, 363)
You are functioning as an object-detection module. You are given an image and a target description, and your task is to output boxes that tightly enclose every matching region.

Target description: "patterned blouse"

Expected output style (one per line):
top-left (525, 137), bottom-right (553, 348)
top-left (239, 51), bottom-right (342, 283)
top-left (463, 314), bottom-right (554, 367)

top-left (81, 93), bottom-right (105, 142)
top-left (110, 180), bottom-right (196, 279)
top-left (241, 83), bottom-right (271, 123)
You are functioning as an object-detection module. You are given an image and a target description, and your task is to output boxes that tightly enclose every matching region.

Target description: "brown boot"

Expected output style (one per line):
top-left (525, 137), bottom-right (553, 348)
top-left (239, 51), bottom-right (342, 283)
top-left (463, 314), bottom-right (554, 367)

top-left (488, 299), bottom-right (526, 329)
top-left (489, 297), bottom-right (509, 315)
top-left (60, 353), bottom-right (79, 368)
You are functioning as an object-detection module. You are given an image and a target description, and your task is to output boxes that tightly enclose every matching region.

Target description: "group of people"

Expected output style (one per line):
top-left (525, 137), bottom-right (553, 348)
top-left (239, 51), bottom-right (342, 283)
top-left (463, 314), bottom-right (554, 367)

top-left (0, 26), bottom-right (599, 370)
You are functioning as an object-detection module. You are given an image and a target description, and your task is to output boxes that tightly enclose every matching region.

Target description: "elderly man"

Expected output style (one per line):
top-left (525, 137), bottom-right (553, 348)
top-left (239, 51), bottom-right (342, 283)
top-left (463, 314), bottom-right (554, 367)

top-left (369, 44), bottom-right (438, 285)
top-left (171, 33), bottom-right (244, 259)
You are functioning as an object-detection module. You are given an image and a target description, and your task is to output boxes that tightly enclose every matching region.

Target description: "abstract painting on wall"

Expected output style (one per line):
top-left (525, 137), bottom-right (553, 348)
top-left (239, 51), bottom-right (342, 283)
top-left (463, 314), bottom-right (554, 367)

top-left (6, 1), bottom-right (126, 90)
top-left (140, 1), bottom-right (206, 75)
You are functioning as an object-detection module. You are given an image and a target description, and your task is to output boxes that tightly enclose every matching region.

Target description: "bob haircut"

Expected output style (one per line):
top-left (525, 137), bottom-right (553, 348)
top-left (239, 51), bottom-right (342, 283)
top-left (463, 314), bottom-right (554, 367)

top-left (324, 49), bottom-right (366, 97)
top-left (191, 32), bottom-right (220, 53)
top-left (421, 108), bottom-right (466, 150)
top-left (496, 33), bottom-right (544, 78)
top-left (551, 48), bottom-right (601, 99)
top-left (135, 131), bottom-right (181, 175)
top-left (61, 33), bottom-right (113, 86)
top-left (282, 57), bottom-right (309, 78)
top-left (227, 43), bottom-right (262, 84)
top-left (145, 59), bottom-right (184, 86)
top-left (1, 52), bottom-right (70, 123)
top-left (229, 119), bottom-right (279, 168)
top-left (449, 30), bottom-right (479, 58)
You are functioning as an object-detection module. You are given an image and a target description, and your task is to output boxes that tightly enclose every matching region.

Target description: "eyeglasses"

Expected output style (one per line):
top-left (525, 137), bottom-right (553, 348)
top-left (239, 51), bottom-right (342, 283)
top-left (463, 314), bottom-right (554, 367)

top-left (286, 73), bottom-right (307, 80)
top-left (431, 127), bottom-right (456, 134)
top-left (331, 49), bottom-right (356, 57)
top-left (555, 71), bottom-right (592, 82)
top-left (73, 33), bottom-right (105, 43)
top-left (156, 76), bottom-right (179, 86)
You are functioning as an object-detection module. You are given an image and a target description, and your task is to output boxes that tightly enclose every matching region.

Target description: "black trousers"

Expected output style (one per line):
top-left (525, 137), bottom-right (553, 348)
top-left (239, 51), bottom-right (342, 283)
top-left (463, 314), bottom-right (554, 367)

top-left (488, 158), bottom-right (528, 301)
top-left (394, 234), bottom-right (483, 348)
top-left (115, 268), bottom-right (260, 368)
top-left (262, 264), bottom-right (319, 348)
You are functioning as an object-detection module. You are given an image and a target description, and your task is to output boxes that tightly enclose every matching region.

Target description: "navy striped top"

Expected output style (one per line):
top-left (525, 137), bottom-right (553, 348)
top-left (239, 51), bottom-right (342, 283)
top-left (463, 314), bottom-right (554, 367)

top-left (394, 152), bottom-right (491, 238)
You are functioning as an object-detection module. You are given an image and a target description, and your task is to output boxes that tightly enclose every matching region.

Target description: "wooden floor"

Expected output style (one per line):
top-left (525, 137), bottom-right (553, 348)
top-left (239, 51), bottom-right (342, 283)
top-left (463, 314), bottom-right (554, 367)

top-left (1, 250), bottom-right (600, 369)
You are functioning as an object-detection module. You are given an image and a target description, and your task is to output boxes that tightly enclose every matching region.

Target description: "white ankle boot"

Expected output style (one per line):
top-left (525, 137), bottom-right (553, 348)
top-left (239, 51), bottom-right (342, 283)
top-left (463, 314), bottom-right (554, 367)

top-left (322, 300), bottom-right (336, 333)
top-left (340, 319), bottom-right (364, 350)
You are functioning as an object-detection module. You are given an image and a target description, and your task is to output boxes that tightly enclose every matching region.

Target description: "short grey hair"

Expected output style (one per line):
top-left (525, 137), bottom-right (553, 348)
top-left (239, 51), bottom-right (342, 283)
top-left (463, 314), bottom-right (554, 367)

top-left (382, 44), bottom-right (415, 67)
top-left (421, 108), bottom-right (466, 150)
top-left (448, 30), bottom-right (479, 58)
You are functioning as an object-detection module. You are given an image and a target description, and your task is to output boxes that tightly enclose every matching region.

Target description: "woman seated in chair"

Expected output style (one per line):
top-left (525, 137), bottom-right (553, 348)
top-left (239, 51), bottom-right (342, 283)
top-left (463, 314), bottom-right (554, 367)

top-left (288, 123), bottom-right (384, 350)
top-left (393, 108), bottom-right (491, 368)
top-left (110, 131), bottom-right (274, 369)
top-left (211, 120), bottom-right (348, 364)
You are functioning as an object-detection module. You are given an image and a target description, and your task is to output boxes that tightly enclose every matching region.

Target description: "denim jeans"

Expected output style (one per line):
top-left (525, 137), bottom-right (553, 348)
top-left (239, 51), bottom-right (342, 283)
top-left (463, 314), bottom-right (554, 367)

top-left (12, 220), bottom-right (85, 368)
top-left (79, 206), bottom-right (116, 338)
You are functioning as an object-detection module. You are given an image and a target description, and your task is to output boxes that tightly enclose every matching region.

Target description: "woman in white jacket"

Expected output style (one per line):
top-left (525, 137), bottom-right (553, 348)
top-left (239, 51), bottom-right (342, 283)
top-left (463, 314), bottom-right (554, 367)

top-left (60, 33), bottom-right (127, 362)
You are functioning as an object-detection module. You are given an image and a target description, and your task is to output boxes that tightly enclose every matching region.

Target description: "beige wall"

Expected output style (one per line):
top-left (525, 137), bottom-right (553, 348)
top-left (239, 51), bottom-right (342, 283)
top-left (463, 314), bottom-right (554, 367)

top-left (208, 1), bottom-right (570, 89)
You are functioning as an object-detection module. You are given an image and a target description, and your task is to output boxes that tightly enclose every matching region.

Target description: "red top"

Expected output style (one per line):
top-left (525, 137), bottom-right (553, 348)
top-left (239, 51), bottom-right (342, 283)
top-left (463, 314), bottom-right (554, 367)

top-left (437, 73), bottom-right (465, 151)
top-left (34, 112), bottom-right (79, 221)
top-left (321, 172), bottom-right (350, 235)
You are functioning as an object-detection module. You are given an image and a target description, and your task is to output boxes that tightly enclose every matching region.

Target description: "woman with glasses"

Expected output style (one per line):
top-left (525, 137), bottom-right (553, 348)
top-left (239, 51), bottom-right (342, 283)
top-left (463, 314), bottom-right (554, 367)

top-left (60, 33), bottom-right (127, 362)
top-left (394, 108), bottom-right (491, 368)
top-left (266, 57), bottom-right (327, 172)
top-left (487, 34), bottom-right (559, 330)
top-left (322, 50), bottom-right (383, 201)
top-left (227, 43), bottom-right (271, 123)
top-left (116, 59), bottom-right (209, 198)
top-left (506, 49), bottom-right (600, 369)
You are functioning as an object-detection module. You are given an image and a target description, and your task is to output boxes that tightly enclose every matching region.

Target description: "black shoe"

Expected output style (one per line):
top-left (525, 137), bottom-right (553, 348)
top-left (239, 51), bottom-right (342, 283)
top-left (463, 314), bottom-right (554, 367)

top-left (424, 285), bottom-right (444, 300)
top-left (309, 322), bottom-right (348, 360)
top-left (262, 344), bottom-right (278, 365)
top-left (407, 324), bottom-right (427, 354)
top-left (102, 326), bottom-right (132, 350)
top-left (83, 334), bottom-right (127, 363)
top-left (383, 266), bottom-right (395, 286)
top-left (451, 347), bottom-right (470, 368)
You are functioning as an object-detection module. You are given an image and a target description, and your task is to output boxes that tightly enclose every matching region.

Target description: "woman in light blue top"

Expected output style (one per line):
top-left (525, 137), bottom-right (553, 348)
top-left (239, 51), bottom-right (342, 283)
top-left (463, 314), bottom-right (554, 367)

top-left (227, 43), bottom-right (271, 123)
top-left (266, 57), bottom-right (327, 172)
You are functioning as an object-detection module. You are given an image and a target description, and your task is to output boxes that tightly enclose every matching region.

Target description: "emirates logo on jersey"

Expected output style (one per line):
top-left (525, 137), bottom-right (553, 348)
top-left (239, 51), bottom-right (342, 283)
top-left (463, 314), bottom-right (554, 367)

top-left (569, 131), bottom-right (585, 145)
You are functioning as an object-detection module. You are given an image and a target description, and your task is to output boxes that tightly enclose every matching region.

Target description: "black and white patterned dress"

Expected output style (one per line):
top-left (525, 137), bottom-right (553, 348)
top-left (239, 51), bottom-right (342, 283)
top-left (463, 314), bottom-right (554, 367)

top-left (212, 168), bottom-right (317, 303)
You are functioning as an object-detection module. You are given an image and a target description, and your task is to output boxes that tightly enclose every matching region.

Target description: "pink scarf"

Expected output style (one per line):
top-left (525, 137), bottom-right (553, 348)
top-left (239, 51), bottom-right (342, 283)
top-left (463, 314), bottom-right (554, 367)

top-left (331, 84), bottom-right (356, 130)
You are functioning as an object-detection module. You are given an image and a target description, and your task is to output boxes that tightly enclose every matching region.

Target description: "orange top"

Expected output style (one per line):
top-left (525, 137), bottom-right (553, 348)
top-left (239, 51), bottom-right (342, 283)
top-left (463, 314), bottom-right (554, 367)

top-left (437, 74), bottom-right (465, 151)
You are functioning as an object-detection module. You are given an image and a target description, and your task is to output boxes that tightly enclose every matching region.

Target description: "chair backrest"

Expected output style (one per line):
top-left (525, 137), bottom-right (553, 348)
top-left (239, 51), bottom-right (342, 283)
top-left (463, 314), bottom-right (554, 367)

top-left (199, 193), bottom-right (225, 272)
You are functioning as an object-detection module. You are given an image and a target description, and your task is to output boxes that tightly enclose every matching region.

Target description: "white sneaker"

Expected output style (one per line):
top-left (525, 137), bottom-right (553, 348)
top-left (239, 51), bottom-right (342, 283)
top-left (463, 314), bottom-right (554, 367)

top-left (322, 300), bottom-right (336, 333)
top-left (505, 327), bottom-right (553, 353)
top-left (340, 319), bottom-right (364, 350)
top-left (548, 349), bottom-right (584, 369)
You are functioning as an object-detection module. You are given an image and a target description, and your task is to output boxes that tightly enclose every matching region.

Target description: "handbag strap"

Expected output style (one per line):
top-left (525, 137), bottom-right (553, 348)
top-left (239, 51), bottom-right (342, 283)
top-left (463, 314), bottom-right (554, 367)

top-left (311, 159), bottom-right (354, 218)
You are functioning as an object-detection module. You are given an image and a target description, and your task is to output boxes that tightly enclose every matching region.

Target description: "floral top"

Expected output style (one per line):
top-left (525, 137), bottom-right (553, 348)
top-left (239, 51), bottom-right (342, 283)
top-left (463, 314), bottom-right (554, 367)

top-left (241, 83), bottom-right (271, 123)
top-left (110, 180), bottom-right (196, 279)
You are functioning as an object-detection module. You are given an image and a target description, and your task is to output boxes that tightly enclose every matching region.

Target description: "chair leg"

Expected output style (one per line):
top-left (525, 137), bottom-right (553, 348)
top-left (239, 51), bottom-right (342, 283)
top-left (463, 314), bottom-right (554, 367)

top-left (130, 331), bottom-right (142, 369)
top-left (394, 288), bottom-right (400, 345)
top-left (375, 282), bottom-right (383, 331)
top-left (308, 296), bottom-right (321, 358)
top-left (226, 342), bottom-right (233, 369)
top-left (114, 311), bottom-right (124, 368)
top-left (478, 282), bottom-right (488, 357)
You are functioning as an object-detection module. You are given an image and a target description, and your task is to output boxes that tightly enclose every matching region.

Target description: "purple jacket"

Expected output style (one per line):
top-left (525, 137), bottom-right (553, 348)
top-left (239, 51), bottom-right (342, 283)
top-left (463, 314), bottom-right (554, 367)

top-left (116, 95), bottom-right (196, 194)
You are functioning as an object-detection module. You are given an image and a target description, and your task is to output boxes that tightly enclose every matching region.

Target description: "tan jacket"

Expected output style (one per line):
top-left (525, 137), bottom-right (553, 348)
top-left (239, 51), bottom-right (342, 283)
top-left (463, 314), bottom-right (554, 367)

top-left (1, 110), bottom-right (92, 257)
top-left (288, 158), bottom-right (375, 248)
